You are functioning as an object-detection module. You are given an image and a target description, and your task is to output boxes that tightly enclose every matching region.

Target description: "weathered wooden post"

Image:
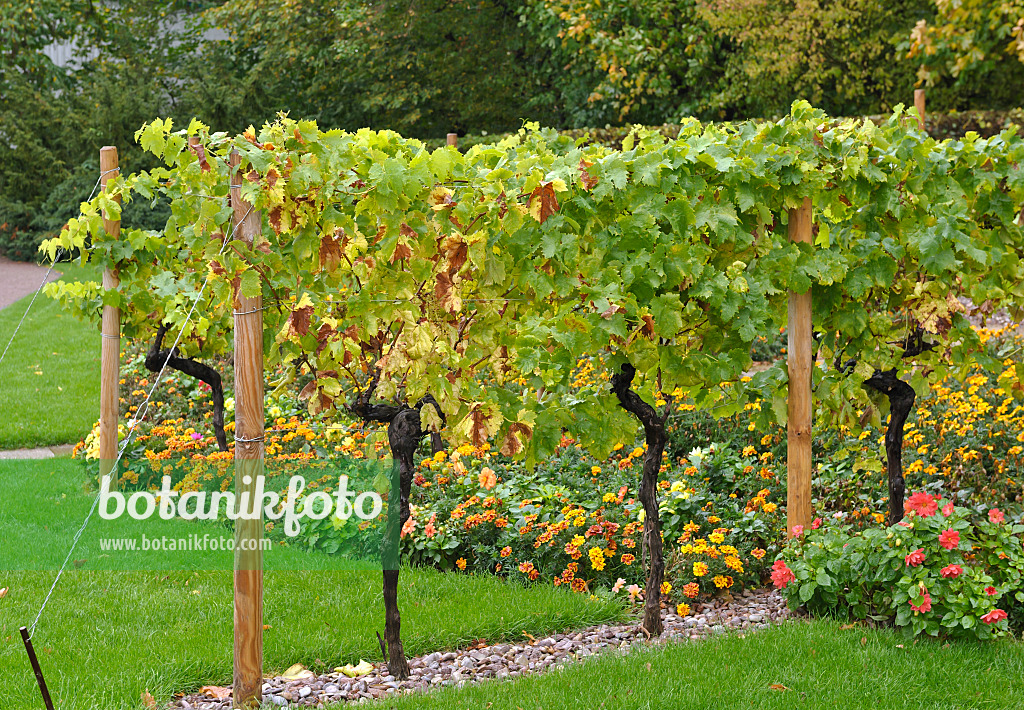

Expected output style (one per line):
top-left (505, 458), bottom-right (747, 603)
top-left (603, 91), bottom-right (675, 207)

top-left (229, 150), bottom-right (264, 709)
top-left (787, 197), bottom-right (813, 535)
top-left (99, 146), bottom-right (121, 488)
top-left (914, 89), bottom-right (926, 130)
top-left (446, 132), bottom-right (458, 148)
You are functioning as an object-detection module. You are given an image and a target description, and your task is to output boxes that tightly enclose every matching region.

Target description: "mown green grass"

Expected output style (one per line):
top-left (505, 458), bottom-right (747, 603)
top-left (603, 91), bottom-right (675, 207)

top-left (376, 619), bottom-right (1024, 710)
top-left (0, 458), bottom-right (622, 709)
top-left (0, 260), bottom-right (102, 449)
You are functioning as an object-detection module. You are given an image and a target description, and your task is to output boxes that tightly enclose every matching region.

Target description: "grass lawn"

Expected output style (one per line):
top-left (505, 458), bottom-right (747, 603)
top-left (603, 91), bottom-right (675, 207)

top-left (376, 619), bottom-right (1024, 710)
top-left (0, 458), bottom-right (622, 709)
top-left (0, 260), bottom-right (103, 449)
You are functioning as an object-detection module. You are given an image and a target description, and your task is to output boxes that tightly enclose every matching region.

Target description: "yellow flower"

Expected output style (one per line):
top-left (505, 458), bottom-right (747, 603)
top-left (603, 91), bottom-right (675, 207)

top-left (676, 603), bottom-right (691, 617)
top-left (456, 557), bottom-right (466, 571)
top-left (760, 434), bottom-right (773, 446)
top-left (591, 465), bottom-right (602, 475)
top-left (434, 450), bottom-right (447, 462)
top-left (631, 447), bottom-right (644, 458)
top-left (660, 581), bottom-right (672, 595)
top-left (692, 561), bottom-right (709, 577)
top-left (588, 546), bottom-right (606, 571)
top-left (709, 532), bottom-right (725, 544)
top-left (763, 503), bottom-right (777, 513)
top-left (742, 446), bottom-right (757, 457)
top-left (712, 575), bottom-right (730, 588)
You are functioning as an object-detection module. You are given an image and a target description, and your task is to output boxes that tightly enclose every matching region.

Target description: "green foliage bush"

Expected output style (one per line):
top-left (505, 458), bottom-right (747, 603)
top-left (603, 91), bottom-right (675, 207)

top-left (775, 493), bottom-right (1023, 640)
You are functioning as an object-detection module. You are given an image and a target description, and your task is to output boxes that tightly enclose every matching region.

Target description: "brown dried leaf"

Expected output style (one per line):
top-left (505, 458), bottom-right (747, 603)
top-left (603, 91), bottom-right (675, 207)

top-left (289, 305), bottom-right (313, 337)
top-left (443, 235), bottom-right (468, 275)
top-left (298, 381), bottom-right (318, 401)
top-left (142, 690), bottom-right (157, 709)
top-left (768, 684), bottom-right (789, 691)
top-left (641, 314), bottom-right (655, 339)
top-left (499, 421), bottom-right (533, 456)
top-left (601, 303), bottom-right (625, 319)
top-left (391, 241), bottom-right (413, 263)
top-left (434, 272), bottom-right (462, 313)
top-left (190, 142), bottom-right (211, 173)
top-left (319, 232), bottom-right (343, 273)
top-left (315, 323), bottom-right (336, 356)
top-left (529, 182), bottom-right (560, 224)
top-left (579, 158), bottom-right (598, 191)
top-left (200, 686), bottom-right (232, 700)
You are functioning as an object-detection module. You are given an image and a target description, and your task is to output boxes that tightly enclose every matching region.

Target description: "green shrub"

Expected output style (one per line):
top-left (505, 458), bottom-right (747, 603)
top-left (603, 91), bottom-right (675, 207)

top-left (775, 492), bottom-right (1023, 640)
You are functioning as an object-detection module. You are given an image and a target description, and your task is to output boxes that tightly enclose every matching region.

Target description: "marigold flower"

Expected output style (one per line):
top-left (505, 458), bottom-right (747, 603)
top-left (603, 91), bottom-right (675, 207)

top-left (709, 532), bottom-right (725, 544)
top-left (683, 582), bottom-right (700, 598)
top-left (660, 581), bottom-right (672, 595)
top-left (905, 549), bottom-right (926, 567)
top-left (712, 575), bottom-right (729, 588)
top-left (938, 529), bottom-right (960, 550)
top-left (770, 560), bottom-right (795, 589)
top-left (940, 564), bottom-right (962, 578)
top-left (989, 508), bottom-right (1005, 524)
top-left (676, 603), bottom-right (691, 617)
top-left (981, 609), bottom-right (1008, 624)
top-left (621, 553), bottom-right (636, 565)
top-left (751, 548), bottom-right (766, 559)
top-left (591, 465), bottom-right (602, 475)
top-left (500, 546), bottom-right (512, 557)
top-left (693, 561), bottom-right (709, 577)
top-left (456, 557), bottom-right (467, 571)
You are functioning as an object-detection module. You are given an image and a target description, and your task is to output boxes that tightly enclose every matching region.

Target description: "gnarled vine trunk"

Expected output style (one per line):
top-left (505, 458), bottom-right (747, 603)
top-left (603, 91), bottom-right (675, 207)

top-left (145, 323), bottom-right (228, 451)
top-left (865, 369), bottom-right (916, 525)
top-left (610, 362), bottom-right (666, 637)
top-left (348, 379), bottom-right (442, 679)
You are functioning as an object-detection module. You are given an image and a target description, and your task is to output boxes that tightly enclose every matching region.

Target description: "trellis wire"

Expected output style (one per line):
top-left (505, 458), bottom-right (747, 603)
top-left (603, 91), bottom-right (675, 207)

top-left (27, 204), bottom-right (254, 639)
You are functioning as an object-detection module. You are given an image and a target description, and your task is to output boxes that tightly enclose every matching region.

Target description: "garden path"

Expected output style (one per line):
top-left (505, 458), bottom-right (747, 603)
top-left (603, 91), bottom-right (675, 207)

top-left (0, 256), bottom-right (60, 310)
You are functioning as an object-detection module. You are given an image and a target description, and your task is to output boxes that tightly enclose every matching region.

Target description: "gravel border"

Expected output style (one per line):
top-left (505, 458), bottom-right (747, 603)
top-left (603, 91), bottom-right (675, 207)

top-left (175, 587), bottom-right (794, 709)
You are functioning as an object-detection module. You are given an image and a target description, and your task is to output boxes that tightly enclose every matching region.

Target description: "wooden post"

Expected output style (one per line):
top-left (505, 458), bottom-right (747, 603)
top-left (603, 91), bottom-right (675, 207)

top-left (229, 151), bottom-right (264, 709)
top-left (446, 132), bottom-right (458, 148)
top-left (99, 146), bottom-right (120, 488)
top-left (914, 89), bottom-right (926, 130)
top-left (787, 197), bottom-right (813, 536)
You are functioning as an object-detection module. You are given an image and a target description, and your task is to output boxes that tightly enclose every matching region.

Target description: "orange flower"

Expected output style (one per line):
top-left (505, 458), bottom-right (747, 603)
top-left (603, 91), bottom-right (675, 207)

top-left (456, 557), bottom-right (467, 571)
top-left (478, 468), bottom-right (497, 490)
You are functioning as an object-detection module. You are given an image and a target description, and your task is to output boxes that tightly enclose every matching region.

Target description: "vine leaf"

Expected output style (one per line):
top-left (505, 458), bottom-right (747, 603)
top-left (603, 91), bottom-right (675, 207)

top-left (529, 182), bottom-right (561, 224)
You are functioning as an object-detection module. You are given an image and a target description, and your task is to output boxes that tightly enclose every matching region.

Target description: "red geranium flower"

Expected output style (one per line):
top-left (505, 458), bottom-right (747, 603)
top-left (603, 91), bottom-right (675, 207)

top-left (981, 609), bottom-right (1008, 624)
top-left (938, 529), bottom-right (960, 550)
top-left (905, 548), bottom-right (926, 567)
top-left (940, 564), bottom-right (962, 578)
top-left (905, 492), bottom-right (938, 517)
top-left (985, 586), bottom-right (998, 596)
top-left (989, 508), bottom-right (1005, 524)
top-left (771, 559), bottom-right (796, 589)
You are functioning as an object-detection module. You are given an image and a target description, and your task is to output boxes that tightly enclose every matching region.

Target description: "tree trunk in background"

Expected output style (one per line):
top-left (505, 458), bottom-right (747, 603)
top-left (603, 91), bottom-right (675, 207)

top-left (865, 369), bottom-right (916, 525)
top-left (610, 362), bottom-right (666, 637)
